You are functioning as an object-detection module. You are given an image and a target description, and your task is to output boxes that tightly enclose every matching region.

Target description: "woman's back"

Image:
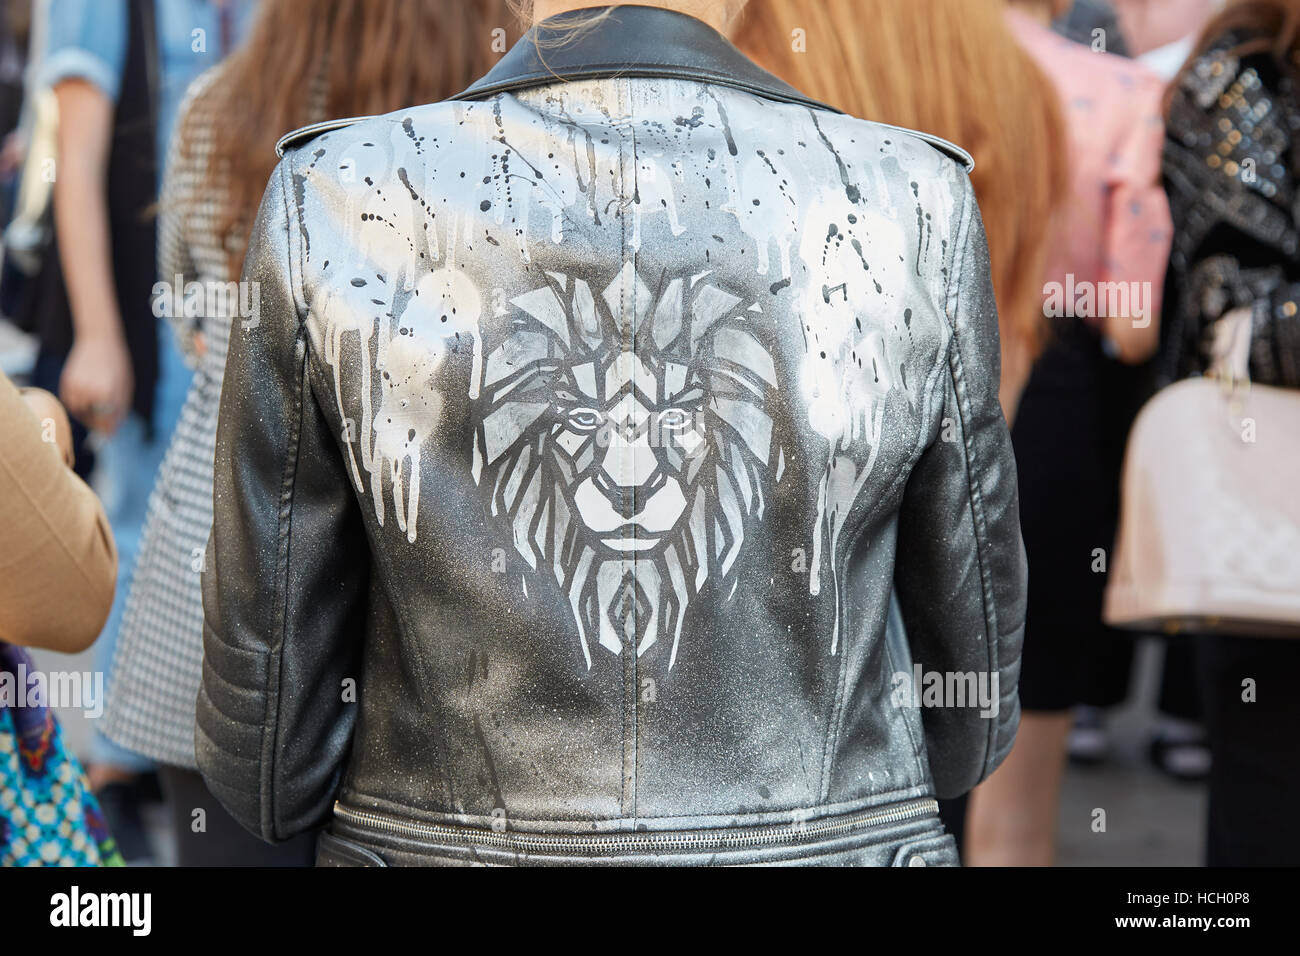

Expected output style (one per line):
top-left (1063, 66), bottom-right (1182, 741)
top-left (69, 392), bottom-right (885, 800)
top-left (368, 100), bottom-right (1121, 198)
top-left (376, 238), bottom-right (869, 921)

top-left (196, 5), bottom-right (1025, 865)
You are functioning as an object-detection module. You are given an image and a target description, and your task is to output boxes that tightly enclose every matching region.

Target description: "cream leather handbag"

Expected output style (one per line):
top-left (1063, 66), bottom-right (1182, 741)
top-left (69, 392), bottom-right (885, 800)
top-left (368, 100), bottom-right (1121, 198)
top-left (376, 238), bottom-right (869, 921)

top-left (1104, 311), bottom-right (1300, 637)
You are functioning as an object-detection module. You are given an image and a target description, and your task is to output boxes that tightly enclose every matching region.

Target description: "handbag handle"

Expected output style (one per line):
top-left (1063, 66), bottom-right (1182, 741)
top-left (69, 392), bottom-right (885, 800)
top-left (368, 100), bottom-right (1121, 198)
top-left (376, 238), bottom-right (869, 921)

top-left (1208, 306), bottom-right (1253, 390)
top-left (1206, 306), bottom-right (1256, 432)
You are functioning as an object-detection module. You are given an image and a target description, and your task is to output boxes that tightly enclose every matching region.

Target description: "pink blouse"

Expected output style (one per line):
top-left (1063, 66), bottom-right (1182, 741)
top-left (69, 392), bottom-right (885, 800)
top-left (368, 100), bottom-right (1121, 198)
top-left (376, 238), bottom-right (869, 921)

top-left (1007, 7), bottom-right (1173, 327)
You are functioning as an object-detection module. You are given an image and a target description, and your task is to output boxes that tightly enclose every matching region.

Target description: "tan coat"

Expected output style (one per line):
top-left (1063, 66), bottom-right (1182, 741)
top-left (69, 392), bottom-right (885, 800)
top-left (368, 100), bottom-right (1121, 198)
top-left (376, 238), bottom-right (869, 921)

top-left (0, 371), bottom-right (117, 652)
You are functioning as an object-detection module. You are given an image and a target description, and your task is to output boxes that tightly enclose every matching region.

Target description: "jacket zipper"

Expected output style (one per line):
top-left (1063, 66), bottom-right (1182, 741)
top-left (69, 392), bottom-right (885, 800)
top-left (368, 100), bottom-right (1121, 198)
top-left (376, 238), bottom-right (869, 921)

top-left (332, 797), bottom-right (938, 855)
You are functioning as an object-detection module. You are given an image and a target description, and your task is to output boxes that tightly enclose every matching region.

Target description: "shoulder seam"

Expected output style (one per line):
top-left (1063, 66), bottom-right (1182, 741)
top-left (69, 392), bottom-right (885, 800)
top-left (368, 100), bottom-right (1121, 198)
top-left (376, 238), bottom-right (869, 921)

top-left (873, 120), bottom-right (975, 173)
top-left (944, 173), bottom-right (977, 335)
top-left (275, 157), bottom-right (307, 327)
top-left (275, 114), bottom-right (381, 158)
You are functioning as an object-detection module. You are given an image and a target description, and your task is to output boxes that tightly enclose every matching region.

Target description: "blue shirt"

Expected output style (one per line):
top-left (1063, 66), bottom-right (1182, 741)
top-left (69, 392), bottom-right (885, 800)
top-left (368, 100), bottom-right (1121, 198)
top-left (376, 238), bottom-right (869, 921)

top-left (42, 0), bottom-right (258, 184)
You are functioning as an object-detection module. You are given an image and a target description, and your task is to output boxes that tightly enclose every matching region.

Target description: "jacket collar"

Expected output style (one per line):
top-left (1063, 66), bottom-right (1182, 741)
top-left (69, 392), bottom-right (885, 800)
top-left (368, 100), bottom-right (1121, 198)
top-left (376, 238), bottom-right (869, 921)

top-left (277, 5), bottom-right (973, 167)
top-left (453, 4), bottom-right (840, 114)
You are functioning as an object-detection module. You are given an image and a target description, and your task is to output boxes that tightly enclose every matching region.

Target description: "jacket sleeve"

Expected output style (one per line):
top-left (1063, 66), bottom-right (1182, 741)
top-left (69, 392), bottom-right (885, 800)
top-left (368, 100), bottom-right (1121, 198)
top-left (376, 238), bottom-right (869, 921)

top-left (893, 174), bottom-right (1027, 800)
top-left (0, 374), bottom-right (117, 653)
top-left (196, 155), bottom-right (369, 842)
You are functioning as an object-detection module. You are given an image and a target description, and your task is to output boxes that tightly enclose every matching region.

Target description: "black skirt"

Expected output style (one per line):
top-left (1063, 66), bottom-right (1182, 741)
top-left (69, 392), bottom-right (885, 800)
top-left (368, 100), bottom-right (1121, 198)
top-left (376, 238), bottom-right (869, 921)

top-left (1011, 320), bottom-right (1155, 711)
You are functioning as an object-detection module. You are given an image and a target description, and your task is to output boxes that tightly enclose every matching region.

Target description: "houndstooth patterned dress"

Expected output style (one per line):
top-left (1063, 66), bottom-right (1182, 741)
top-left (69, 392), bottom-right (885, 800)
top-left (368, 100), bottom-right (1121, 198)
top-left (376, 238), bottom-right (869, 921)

top-left (103, 67), bottom-right (247, 768)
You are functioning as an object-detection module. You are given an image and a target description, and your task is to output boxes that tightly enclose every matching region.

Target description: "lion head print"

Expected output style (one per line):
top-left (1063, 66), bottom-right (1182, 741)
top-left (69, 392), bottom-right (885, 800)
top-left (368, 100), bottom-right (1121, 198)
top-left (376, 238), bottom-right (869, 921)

top-left (472, 262), bottom-right (784, 669)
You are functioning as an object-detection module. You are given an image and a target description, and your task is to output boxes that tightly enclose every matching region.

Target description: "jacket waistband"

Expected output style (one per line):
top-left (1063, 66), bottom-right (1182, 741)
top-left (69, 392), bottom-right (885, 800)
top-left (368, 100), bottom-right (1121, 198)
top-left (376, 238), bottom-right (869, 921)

top-left (331, 796), bottom-right (940, 858)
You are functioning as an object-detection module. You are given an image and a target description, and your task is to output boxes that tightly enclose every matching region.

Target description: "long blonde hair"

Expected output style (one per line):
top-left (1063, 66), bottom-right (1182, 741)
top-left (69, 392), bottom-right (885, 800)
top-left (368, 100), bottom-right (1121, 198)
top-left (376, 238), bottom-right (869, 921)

top-left (737, 0), bottom-right (1067, 402)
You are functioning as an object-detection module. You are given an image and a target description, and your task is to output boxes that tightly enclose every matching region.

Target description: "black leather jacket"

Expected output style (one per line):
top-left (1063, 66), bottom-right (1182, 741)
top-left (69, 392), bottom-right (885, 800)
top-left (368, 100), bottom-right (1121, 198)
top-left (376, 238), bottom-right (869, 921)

top-left (197, 5), bottom-right (1026, 866)
top-left (1162, 31), bottom-right (1300, 388)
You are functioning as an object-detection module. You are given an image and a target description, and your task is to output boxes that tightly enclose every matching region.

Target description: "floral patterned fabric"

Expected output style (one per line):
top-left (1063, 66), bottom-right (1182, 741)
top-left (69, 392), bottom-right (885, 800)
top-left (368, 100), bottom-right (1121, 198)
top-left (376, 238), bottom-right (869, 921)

top-left (0, 643), bottom-right (122, 866)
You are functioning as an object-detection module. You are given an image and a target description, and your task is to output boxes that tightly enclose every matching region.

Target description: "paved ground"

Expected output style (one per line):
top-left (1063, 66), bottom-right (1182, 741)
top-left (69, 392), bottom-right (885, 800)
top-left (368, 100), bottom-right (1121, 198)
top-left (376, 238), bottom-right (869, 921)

top-left (1056, 640), bottom-right (1206, 866)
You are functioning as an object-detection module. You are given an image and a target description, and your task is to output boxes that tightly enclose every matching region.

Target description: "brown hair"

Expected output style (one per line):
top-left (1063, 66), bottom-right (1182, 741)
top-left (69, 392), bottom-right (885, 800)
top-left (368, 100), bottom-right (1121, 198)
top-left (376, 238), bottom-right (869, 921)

top-left (736, 0), bottom-right (1068, 404)
top-left (1176, 0), bottom-right (1300, 86)
top-left (187, 0), bottom-right (516, 280)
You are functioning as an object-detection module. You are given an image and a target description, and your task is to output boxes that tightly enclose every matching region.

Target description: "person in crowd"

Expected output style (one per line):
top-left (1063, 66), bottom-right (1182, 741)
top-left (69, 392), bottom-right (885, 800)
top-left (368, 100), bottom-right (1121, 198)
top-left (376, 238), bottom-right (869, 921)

top-left (0, 370), bottom-right (121, 865)
top-left (102, 0), bottom-right (514, 867)
top-left (736, 0), bottom-right (1065, 428)
top-left (195, 0), bottom-right (1026, 866)
top-left (1047, 1), bottom-right (1220, 792)
top-left (38, 0), bottom-right (257, 862)
top-left (960, 0), bottom-right (1174, 866)
top-left (1162, 0), bottom-right (1300, 866)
